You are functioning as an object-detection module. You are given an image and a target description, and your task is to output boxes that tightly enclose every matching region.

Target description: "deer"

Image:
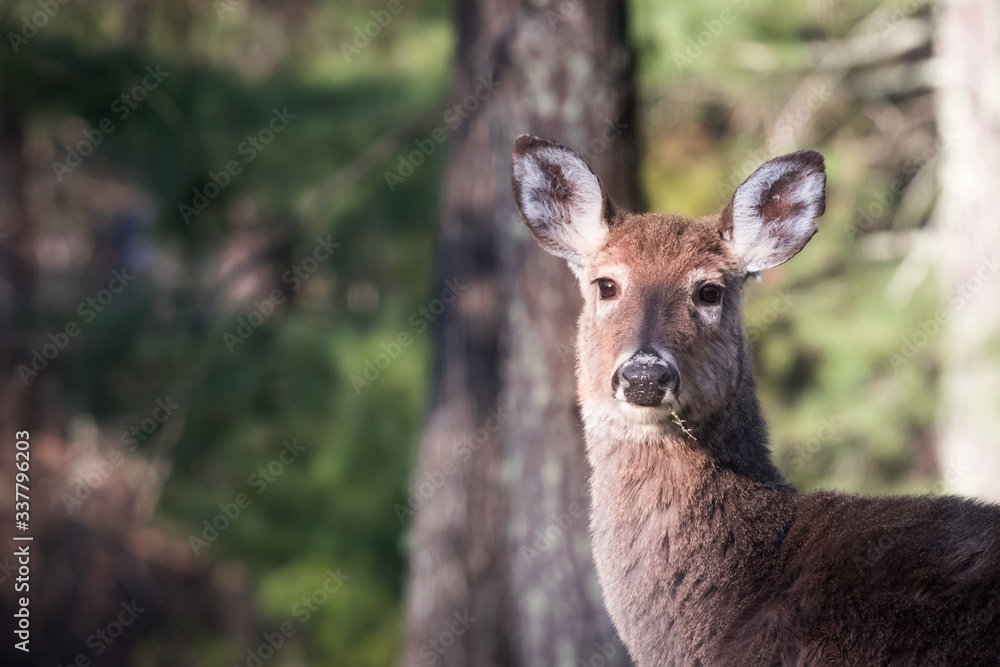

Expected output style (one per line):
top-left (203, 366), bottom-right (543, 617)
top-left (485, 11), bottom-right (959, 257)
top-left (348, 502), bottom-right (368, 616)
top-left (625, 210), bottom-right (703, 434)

top-left (510, 134), bottom-right (1000, 667)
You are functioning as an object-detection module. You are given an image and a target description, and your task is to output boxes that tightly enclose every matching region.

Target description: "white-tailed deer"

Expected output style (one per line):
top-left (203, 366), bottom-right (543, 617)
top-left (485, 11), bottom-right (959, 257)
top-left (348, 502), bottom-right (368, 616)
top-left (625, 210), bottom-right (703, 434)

top-left (511, 135), bottom-right (1000, 666)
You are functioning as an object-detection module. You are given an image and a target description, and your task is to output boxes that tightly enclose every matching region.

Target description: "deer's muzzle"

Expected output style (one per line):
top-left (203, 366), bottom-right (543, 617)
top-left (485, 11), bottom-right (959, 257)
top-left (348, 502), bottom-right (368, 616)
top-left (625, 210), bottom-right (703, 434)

top-left (613, 351), bottom-right (679, 407)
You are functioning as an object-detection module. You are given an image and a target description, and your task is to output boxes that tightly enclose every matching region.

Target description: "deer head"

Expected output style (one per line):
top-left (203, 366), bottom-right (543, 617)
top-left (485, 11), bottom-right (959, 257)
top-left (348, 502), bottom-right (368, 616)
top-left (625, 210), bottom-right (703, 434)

top-left (511, 135), bottom-right (826, 438)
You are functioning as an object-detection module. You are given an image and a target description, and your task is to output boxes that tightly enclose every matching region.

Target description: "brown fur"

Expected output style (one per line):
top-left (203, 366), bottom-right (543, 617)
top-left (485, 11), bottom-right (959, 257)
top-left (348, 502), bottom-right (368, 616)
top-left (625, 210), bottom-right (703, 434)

top-left (511, 136), bottom-right (1000, 666)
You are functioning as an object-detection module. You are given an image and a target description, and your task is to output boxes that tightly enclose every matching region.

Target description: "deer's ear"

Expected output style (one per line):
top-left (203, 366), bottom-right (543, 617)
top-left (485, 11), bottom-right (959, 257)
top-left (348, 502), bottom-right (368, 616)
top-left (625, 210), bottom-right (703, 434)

top-left (512, 135), bottom-right (612, 271)
top-left (720, 150), bottom-right (826, 273)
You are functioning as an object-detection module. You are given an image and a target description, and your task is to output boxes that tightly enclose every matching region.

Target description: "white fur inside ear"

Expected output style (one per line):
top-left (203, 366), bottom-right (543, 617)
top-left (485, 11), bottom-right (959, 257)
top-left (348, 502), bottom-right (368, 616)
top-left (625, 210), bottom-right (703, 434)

top-left (515, 146), bottom-right (607, 263)
top-left (730, 161), bottom-right (824, 273)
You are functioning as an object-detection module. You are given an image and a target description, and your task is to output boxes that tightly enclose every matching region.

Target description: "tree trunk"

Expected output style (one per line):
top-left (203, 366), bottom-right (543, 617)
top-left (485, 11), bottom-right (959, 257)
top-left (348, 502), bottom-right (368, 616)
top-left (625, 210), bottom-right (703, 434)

top-left (401, 0), bottom-right (638, 665)
top-left (933, 0), bottom-right (1000, 503)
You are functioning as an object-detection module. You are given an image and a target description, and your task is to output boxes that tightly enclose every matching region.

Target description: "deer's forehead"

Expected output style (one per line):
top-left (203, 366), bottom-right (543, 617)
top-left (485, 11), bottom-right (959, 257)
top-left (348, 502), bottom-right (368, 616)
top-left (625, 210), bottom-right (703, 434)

top-left (595, 215), bottom-right (734, 283)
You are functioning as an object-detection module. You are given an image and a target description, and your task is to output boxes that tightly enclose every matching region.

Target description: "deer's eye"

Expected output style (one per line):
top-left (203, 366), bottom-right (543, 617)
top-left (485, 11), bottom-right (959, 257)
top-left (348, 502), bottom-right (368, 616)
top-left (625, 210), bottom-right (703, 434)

top-left (697, 283), bottom-right (723, 305)
top-left (597, 279), bottom-right (618, 300)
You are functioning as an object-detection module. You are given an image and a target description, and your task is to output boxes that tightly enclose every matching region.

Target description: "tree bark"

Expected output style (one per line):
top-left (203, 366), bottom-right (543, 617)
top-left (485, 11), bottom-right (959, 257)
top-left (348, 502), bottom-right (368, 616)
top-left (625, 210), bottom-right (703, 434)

top-left (933, 0), bottom-right (1000, 503)
top-left (401, 0), bottom-right (638, 665)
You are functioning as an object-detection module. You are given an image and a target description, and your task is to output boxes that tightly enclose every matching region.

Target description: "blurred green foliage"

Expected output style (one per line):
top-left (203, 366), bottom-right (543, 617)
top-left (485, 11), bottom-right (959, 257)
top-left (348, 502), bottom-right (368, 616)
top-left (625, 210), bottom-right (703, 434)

top-left (631, 0), bottom-right (941, 496)
top-left (3, 0), bottom-right (943, 664)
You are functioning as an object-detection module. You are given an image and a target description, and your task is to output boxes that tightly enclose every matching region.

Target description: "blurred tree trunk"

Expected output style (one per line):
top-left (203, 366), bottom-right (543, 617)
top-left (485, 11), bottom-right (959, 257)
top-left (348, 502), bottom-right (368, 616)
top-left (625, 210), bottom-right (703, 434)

top-left (934, 0), bottom-right (1000, 503)
top-left (401, 0), bottom-right (638, 665)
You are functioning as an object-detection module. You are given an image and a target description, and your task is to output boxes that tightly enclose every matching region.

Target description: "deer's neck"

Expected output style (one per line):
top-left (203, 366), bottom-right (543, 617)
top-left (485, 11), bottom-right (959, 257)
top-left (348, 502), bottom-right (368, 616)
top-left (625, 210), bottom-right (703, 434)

top-left (582, 367), bottom-right (798, 665)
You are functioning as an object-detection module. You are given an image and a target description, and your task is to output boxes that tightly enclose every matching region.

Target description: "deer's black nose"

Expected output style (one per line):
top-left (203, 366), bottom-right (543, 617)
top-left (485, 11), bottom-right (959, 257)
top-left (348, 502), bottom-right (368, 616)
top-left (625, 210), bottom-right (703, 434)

top-left (615, 353), bottom-right (679, 406)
